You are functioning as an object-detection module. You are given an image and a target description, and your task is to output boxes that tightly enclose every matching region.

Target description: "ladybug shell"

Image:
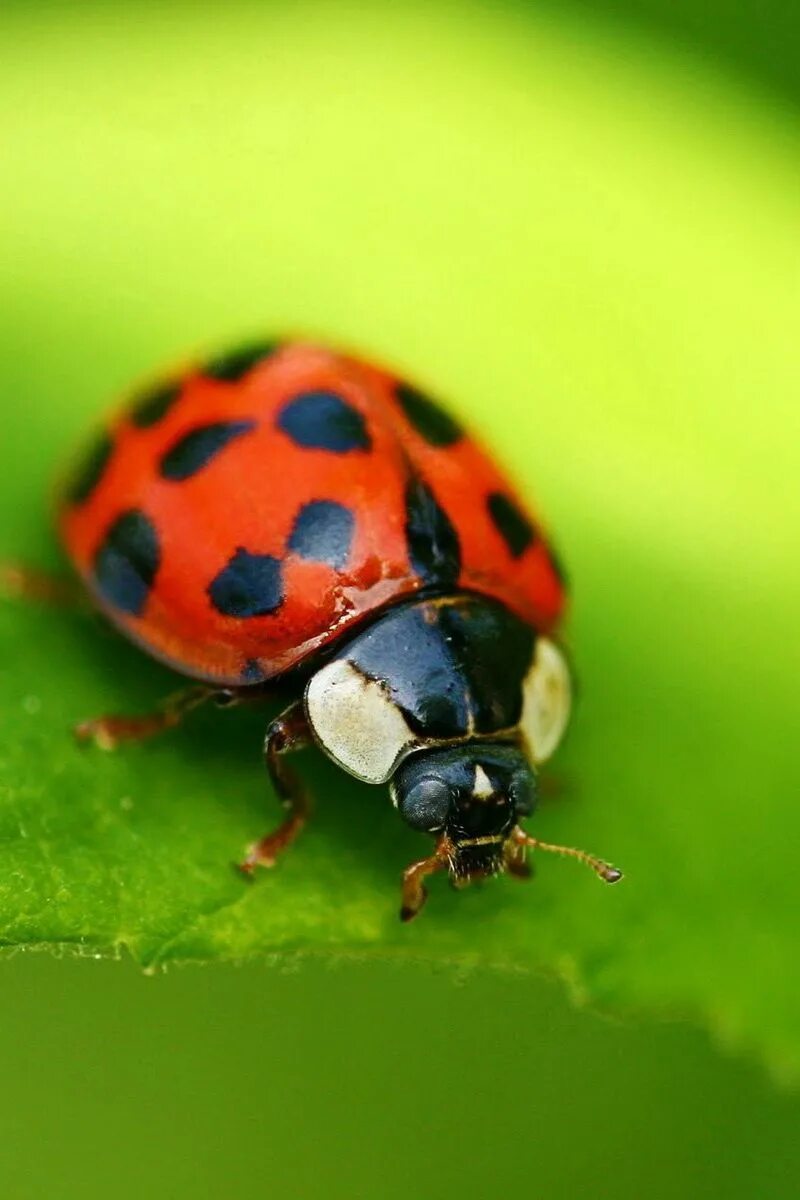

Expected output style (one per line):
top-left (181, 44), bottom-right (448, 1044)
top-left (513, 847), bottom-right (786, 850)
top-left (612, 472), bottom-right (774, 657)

top-left (59, 341), bottom-right (566, 686)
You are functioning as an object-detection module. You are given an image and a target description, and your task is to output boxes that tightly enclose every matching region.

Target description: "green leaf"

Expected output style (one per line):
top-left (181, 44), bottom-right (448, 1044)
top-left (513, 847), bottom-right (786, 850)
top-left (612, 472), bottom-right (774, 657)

top-left (1, 3), bottom-right (798, 1080)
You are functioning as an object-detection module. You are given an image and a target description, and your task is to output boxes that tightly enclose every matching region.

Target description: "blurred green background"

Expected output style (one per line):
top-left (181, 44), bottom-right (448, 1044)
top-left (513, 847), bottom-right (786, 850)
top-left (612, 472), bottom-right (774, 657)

top-left (2, 1), bottom-right (800, 1197)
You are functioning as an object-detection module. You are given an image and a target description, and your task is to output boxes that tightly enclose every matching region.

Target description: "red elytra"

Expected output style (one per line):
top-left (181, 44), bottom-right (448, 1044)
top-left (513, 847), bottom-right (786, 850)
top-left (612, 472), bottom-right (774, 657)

top-left (59, 341), bottom-right (565, 686)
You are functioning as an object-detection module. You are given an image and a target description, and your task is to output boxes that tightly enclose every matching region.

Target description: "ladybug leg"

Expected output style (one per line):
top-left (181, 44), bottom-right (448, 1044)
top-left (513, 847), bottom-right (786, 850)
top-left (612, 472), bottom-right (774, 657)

top-left (0, 562), bottom-right (87, 609)
top-left (503, 836), bottom-right (533, 881)
top-left (238, 700), bottom-right (311, 874)
top-left (399, 835), bottom-right (451, 922)
top-left (74, 685), bottom-right (221, 751)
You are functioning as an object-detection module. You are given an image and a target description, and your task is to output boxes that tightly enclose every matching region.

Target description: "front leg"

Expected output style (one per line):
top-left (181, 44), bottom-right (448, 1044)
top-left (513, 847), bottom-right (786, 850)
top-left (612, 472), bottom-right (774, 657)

top-left (239, 699), bottom-right (311, 873)
top-left (400, 835), bottom-right (451, 922)
top-left (1, 562), bottom-right (88, 609)
top-left (75, 684), bottom-right (222, 750)
top-left (503, 836), bottom-right (533, 881)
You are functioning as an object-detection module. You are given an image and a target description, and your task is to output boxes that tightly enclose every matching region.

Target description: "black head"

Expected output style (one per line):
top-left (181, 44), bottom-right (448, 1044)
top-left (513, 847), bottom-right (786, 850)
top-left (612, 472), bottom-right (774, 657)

top-left (391, 743), bottom-right (536, 881)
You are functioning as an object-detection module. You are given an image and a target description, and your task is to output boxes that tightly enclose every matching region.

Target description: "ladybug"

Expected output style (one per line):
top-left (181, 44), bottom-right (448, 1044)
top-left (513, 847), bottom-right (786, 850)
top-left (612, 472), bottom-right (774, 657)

top-left (50, 339), bottom-right (621, 919)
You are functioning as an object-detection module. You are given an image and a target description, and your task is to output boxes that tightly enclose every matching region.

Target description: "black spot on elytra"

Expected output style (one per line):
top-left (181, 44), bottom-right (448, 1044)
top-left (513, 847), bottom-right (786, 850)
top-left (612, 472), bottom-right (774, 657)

top-left (66, 429), bottom-right (114, 505)
top-left (396, 383), bottom-right (463, 447)
top-left (278, 391), bottom-right (370, 453)
top-left (405, 477), bottom-right (461, 587)
top-left (129, 379), bottom-right (182, 428)
top-left (93, 509), bottom-right (160, 616)
top-left (487, 492), bottom-right (535, 559)
top-left (208, 548), bottom-right (283, 617)
top-left (203, 341), bottom-right (281, 383)
top-left (288, 500), bottom-right (355, 570)
top-left (159, 420), bottom-right (257, 481)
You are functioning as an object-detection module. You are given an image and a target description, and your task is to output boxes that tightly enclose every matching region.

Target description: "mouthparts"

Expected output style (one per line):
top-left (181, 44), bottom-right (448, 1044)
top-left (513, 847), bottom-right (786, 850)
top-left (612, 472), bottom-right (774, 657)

top-left (450, 834), bottom-right (507, 881)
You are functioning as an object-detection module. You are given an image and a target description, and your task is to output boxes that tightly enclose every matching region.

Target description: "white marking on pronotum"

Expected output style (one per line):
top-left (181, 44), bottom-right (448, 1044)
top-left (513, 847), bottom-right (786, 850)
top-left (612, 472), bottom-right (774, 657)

top-left (304, 659), bottom-right (418, 785)
top-left (520, 638), bottom-right (572, 764)
top-left (473, 764), bottom-right (494, 799)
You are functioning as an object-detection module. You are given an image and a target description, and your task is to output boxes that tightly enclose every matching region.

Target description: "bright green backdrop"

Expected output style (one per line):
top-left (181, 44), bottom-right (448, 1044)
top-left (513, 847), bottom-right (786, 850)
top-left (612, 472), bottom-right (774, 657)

top-left (2, 2), bottom-right (799, 1197)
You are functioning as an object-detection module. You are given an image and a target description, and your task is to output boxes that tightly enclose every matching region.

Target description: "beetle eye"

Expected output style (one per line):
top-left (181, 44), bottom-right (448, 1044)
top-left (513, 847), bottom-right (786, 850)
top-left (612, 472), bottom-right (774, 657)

top-left (509, 769), bottom-right (537, 817)
top-left (399, 777), bottom-right (453, 831)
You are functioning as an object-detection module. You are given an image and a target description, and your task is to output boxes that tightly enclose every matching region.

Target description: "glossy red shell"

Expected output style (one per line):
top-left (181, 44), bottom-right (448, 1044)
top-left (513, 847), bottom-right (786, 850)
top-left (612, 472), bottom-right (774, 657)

top-left (59, 342), bottom-right (566, 685)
